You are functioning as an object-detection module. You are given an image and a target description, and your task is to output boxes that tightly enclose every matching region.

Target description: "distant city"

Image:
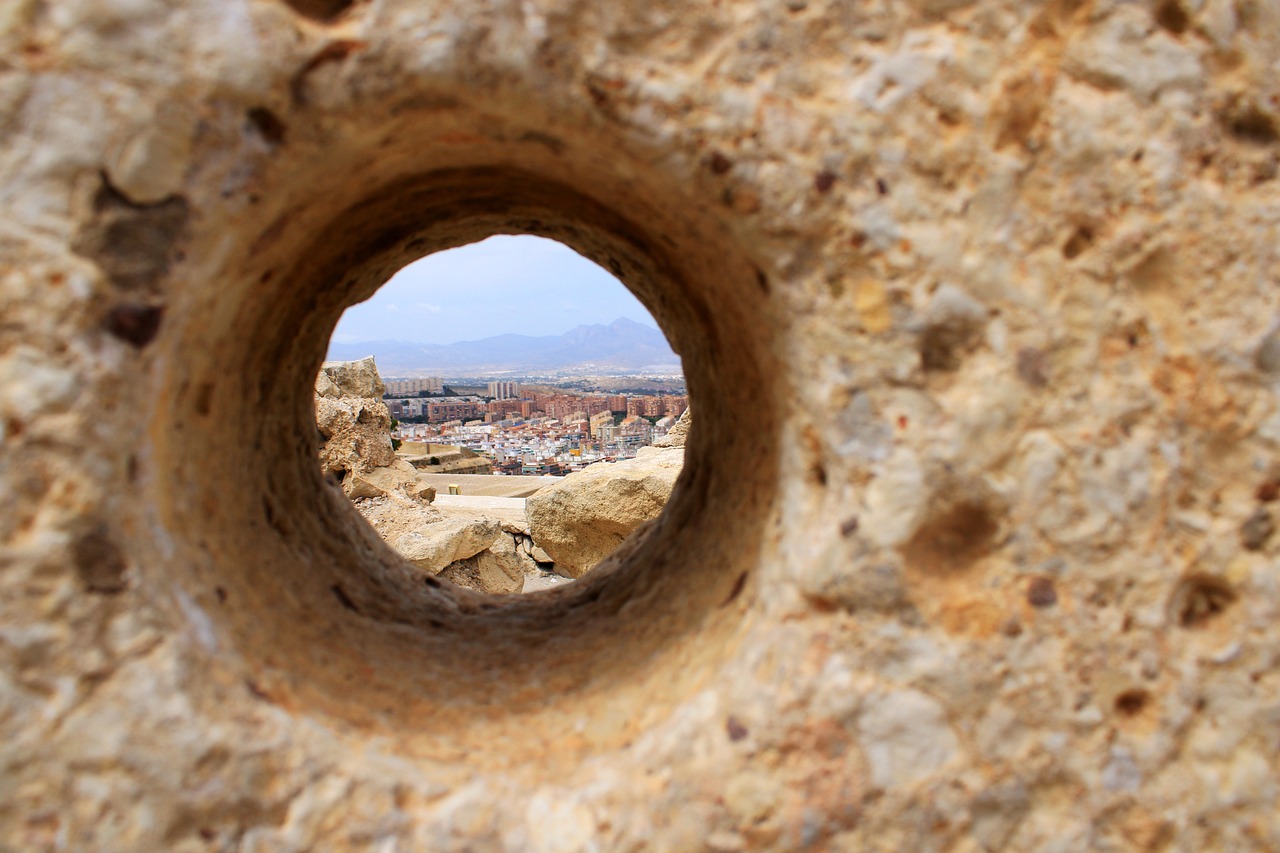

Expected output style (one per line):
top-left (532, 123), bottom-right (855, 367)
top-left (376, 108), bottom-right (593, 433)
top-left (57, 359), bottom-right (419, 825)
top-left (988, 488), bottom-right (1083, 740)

top-left (327, 317), bottom-right (681, 377)
top-left (386, 376), bottom-right (687, 476)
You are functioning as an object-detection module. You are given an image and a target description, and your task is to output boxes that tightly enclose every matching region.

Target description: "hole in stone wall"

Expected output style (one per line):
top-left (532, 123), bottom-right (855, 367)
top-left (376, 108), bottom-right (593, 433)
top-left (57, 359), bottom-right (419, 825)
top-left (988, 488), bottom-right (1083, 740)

top-left (317, 235), bottom-right (689, 596)
top-left (280, 0), bottom-right (355, 23)
top-left (1062, 225), bottom-right (1095, 260)
top-left (149, 162), bottom-right (777, 761)
top-left (1171, 573), bottom-right (1237, 628)
top-left (903, 498), bottom-right (1000, 575)
top-left (1114, 688), bottom-right (1151, 717)
top-left (1153, 0), bottom-right (1190, 34)
top-left (1220, 98), bottom-right (1280, 146)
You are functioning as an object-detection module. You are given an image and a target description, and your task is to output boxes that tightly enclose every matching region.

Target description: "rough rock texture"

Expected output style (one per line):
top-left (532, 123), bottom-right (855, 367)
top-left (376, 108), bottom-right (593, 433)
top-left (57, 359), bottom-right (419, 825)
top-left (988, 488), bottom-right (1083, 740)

top-left (4, 2), bottom-right (1280, 851)
top-left (316, 394), bottom-right (398, 474)
top-left (394, 517), bottom-right (502, 575)
top-left (317, 356), bottom-right (386, 399)
top-left (345, 458), bottom-right (421, 499)
top-left (314, 358), bottom-right (405, 496)
top-left (527, 447), bottom-right (685, 578)
top-left (315, 357), bottom-right (437, 503)
top-left (438, 545), bottom-right (525, 596)
top-left (437, 522), bottom-right (565, 595)
top-left (652, 405), bottom-right (691, 448)
top-left (352, 497), bottom-right (542, 594)
top-left (351, 494), bottom-right (446, 544)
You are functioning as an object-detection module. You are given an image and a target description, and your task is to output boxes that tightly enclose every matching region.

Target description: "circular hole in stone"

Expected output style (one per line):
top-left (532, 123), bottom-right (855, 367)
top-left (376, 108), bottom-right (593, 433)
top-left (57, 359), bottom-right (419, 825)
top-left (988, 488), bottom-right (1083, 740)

top-left (317, 235), bottom-right (689, 595)
top-left (279, 0), bottom-right (355, 23)
top-left (141, 165), bottom-right (779, 766)
top-left (1114, 688), bottom-right (1151, 717)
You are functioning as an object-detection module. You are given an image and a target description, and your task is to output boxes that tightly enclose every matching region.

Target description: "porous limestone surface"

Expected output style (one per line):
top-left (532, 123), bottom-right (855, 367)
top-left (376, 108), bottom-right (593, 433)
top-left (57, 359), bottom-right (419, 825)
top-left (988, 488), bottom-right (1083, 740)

top-left (317, 356), bottom-right (385, 399)
top-left (2, 1), bottom-right (1279, 850)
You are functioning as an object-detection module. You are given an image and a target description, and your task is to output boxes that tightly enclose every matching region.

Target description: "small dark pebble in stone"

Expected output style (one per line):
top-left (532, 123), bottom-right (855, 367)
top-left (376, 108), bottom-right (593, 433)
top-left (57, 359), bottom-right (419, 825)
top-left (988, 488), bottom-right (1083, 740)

top-left (1256, 479), bottom-right (1280, 503)
top-left (1016, 346), bottom-right (1049, 387)
top-left (1027, 576), bottom-right (1058, 608)
top-left (1241, 507), bottom-right (1275, 551)
top-left (105, 303), bottom-right (164, 347)
top-left (708, 151), bottom-right (733, 175)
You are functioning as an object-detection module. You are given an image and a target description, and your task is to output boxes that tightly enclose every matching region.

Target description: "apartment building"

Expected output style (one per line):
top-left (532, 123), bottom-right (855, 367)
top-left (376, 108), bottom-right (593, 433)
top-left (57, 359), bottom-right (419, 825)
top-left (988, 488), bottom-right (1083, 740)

top-left (384, 377), bottom-right (444, 396)
top-left (486, 380), bottom-right (521, 400)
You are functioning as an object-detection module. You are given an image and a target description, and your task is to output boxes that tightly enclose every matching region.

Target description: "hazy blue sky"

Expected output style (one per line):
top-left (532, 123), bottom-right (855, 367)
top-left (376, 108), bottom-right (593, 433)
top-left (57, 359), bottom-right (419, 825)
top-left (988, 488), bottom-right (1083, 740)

top-left (330, 235), bottom-right (658, 345)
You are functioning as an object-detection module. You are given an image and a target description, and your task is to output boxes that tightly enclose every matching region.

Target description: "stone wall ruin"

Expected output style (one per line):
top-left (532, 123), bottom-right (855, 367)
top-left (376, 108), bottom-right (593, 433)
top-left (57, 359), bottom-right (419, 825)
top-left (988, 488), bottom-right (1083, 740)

top-left (1, 1), bottom-right (1279, 850)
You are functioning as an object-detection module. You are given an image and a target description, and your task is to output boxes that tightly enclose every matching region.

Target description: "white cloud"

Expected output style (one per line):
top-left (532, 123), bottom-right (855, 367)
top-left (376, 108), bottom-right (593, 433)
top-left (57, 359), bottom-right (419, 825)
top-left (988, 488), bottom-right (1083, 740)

top-left (415, 302), bottom-right (442, 314)
top-left (385, 303), bottom-right (401, 313)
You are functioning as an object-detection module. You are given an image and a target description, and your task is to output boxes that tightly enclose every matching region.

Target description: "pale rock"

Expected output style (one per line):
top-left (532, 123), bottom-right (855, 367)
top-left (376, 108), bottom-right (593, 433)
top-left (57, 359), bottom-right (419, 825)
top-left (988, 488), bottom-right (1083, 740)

top-left (858, 688), bottom-right (960, 788)
top-left (526, 447), bottom-right (683, 577)
top-left (319, 398), bottom-right (398, 483)
top-left (722, 770), bottom-right (781, 826)
top-left (345, 461), bottom-right (419, 500)
top-left (1101, 746), bottom-right (1141, 792)
top-left (394, 518), bottom-right (501, 575)
top-left (849, 30), bottom-right (952, 112)
top-left (0, 346), bottom-right (80, 414)
top-left (1063, 9), bottom-right (1202, 102)
top-left (834, 391), bottom-right (892, 462)
top-left (314, 369), bottom-right (341, 400)
top-left (313, 358), bottom-right (400, 491)
top-left (438, 549), bottom-right (524, 595)
top-left (524, 791), bottom-right (595, 853)
top-left (316, 356), bottom-right (386, 399)
top-left (411, 477), bottom-right (437, 503)
top-left (107, 103), bottom-right (195, 204)
top-left (799, 535), bottom-right (906, 613)
top-left (487, 533), bottom-right (531, 579)
top-left (501, 518), bottom-right (531, 537)
top-left (862, 448), bottom-right (927, 548)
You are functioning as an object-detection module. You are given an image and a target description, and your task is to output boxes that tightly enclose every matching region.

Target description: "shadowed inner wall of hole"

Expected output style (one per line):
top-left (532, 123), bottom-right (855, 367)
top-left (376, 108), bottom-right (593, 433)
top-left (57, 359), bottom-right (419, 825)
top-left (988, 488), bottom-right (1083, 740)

top-left (148, 167), bottom-right (779, 760)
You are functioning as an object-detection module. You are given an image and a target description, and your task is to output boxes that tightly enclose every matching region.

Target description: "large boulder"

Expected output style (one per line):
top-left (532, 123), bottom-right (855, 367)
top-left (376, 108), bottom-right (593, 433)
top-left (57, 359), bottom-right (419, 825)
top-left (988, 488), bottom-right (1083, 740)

top-left (392, 517), bottom-right (501, 575)
top-left (526, 447), bottom-right (683, 578)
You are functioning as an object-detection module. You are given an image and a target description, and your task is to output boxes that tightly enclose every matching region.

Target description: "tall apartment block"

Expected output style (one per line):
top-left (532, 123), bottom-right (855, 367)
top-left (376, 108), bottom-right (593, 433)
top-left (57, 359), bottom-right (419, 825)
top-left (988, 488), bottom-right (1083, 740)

top-left (487, 380), bottom-right (522, 400)
top-left (385, 377), bottom-right (444, 396)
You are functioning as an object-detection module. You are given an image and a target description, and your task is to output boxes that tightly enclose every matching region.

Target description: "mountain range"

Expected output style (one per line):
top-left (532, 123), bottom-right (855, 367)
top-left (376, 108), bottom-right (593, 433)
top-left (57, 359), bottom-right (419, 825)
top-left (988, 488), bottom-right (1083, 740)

top-left (326, 317), bottom-right (682, 377)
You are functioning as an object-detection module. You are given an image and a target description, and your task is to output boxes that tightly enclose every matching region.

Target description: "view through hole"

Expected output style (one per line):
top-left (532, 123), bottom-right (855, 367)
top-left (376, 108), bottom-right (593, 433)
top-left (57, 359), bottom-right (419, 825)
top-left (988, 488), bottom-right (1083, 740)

top-left (316, 235), bottom-right (688, 595)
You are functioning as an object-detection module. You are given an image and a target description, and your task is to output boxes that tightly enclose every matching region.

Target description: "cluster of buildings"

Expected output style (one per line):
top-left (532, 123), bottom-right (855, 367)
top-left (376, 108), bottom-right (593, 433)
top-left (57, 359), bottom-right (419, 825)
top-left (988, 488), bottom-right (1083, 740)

top-left (384, 376), bottom-right (444, 395)
top-left (385, 382), bottom-right (688, 475)
top-left (385, 386), bottom-right (688, 427)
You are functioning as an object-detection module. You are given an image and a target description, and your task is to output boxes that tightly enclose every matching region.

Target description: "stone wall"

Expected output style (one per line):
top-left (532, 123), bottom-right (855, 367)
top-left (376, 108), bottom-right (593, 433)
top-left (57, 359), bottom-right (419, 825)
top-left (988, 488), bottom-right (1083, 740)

top-left (1, 1), bottom-right (1278, 850)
